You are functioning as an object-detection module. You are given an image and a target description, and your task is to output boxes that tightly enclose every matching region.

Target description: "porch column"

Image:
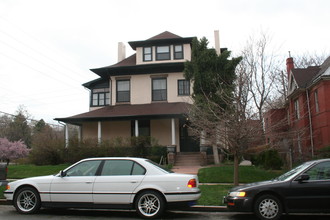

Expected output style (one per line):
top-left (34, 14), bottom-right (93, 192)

top-left (135, 120), bottom-right (139, 137)
top-left (65, 124), bottom-right (69, 148)
top-left (171, 118), bottom-right (176, 146)
top-left (98, 121), bottom-right (102, 144)
top-left (78, 126), bottom-right (81, 142)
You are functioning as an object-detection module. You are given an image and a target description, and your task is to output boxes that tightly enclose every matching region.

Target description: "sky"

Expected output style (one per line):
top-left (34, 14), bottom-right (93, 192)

top-left (0, 0), bottom-right (329, 125)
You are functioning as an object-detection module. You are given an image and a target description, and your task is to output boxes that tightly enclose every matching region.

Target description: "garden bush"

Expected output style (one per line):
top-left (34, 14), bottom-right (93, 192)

top-left (29, 136), bottom-right (166, 165)
top-left (253, 149), bottom-right (283, 170)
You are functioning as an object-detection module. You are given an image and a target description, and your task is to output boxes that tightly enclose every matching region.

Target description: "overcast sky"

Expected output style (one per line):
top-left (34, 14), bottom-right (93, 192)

top-left (0, 0), bottom-right (329, 125)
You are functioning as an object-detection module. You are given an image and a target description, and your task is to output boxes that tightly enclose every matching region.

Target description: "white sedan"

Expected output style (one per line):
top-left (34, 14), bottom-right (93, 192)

top-left (4, 157), bottom-right (201, 219)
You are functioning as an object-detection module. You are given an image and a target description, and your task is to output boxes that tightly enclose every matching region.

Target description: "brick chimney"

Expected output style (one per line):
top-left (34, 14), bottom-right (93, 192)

top-left (286, 56), bottom-right (294, 78)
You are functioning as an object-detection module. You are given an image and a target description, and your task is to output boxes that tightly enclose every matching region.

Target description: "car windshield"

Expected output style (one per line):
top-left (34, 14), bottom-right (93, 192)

top-left (146, 160), bottom-right (173, 173)
top-left (275, 161), bottom-right (314, 181)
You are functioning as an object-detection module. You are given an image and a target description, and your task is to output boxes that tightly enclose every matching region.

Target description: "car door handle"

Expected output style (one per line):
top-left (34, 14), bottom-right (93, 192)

top-left (85, 182), bottom-right (93, 184)
top-left (131, 180), bottom-right (138, 183)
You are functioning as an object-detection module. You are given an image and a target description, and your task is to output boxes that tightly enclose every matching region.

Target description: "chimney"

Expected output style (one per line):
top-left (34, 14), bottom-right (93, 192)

top-left (117, 42), bottom-right (126, 62)
top-left (214, 30), bottom-right (220, 55)
top-left (286, 55), bottom-right (294, 78)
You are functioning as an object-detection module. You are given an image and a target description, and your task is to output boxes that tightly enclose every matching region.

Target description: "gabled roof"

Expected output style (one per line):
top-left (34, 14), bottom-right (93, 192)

top-left (291, 66), bottom-right (320, 88)
top-left (54, 102), bottom-right (189, 125)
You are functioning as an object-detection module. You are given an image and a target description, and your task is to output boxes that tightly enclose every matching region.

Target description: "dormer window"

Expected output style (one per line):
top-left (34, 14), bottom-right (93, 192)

top-left (156, 46), bottom-right (170, 60)
top-left (174, 45), bottom-right (183, 59)
top-left (143, 47), bottom-right (152, 61)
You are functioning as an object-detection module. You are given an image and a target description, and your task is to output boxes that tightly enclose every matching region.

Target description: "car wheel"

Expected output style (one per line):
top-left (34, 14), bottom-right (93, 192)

top-left (14, 187), bottom-right (41, 214)
top-left (254, 194), bottom-right (282, 220)
top-left (135, 190), bottom-right (165, 219)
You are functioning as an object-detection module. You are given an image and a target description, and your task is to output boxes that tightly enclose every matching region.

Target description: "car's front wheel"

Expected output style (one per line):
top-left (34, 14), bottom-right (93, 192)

top-left (135, 190), bottom-right (165, 219)
top-left (14, 186), bottom-right (41, 214)
top-left (254, 194), bottom-right (283, 220)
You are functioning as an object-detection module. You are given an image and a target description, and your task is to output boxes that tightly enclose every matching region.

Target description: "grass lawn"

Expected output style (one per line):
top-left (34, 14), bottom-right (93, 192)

top-left (198, 184), bottom-right (233, 206)
top-left (7, 164), bottom-right (69, 179)
top-left (198, 165), bottom-right (285, 183)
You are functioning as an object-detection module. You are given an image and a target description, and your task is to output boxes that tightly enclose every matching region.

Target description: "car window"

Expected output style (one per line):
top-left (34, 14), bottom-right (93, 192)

top-left (101, 160), bottom-right (134, 176)
top-left (132, 162), bottom-right (146, 175)
top-left (305, 161), bottom-right (330, 180)
top-left (66, 160), bottom-right (101, 177)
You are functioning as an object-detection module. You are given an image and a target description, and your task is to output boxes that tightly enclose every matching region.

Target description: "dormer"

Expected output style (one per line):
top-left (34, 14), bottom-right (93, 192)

top-left (128, 31), bottom-right (194, 65)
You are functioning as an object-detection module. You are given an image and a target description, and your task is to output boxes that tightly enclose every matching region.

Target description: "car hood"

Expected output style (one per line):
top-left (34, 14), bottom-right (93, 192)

top-left (230, 179), bottom-right (283, 192)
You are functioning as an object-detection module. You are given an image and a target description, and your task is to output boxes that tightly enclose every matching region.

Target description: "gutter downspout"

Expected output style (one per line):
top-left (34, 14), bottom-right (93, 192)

top-left (306, 90), bottom-right (314, 157)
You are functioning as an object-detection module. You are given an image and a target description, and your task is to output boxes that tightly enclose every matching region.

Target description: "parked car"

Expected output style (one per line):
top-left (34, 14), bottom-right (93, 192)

top-left (224, 158), bottom-right (330, 220)
top-left (4, 157), bottom-right (201, 219)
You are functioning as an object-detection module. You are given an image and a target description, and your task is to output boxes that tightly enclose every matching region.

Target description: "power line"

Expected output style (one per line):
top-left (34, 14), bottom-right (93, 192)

top-left (0, 110), bottom-right (63, 128)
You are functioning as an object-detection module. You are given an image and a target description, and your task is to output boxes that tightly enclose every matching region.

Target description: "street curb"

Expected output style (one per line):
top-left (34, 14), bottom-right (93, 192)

top-left (189, 205), bottom-right (227, 212)
top-left (0, 199), bottom-right (10, 205)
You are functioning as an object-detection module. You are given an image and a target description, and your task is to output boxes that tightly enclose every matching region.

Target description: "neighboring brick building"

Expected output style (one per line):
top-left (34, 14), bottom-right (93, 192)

top-left (265, 56), bottom-right (330, 162)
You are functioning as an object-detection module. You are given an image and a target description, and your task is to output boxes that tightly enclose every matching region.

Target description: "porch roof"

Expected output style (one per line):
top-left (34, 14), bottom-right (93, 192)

top-left (54, 102), bottom-right (190, 125)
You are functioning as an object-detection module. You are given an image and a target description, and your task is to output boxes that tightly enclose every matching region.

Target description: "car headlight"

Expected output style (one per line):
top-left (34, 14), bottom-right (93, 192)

top-left (229, 191), bottom-right (246, 197)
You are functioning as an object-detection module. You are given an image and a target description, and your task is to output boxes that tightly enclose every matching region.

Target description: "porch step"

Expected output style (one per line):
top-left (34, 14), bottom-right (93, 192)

top-left (172, 152), bottom-right (202, 174)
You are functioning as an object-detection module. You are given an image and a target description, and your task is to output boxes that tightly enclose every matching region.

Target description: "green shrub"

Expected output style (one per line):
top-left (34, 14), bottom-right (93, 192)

top-left (29, 136), bottom-right (166, 165)
top-left (253, 149), bottom-right (283, 170)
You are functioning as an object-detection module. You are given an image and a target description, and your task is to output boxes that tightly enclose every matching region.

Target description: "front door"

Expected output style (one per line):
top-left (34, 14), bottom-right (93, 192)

top-left (179, 119), bottom-right (200, 152)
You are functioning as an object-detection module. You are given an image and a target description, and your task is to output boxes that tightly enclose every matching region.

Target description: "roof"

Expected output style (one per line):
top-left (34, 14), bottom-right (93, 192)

top-left (90, 31), bottom-right (193, 78)
top-left (291, 66), bottom-right (320, 87)
top-left (55, 102), bottom-right (190, 125)
top-left (128, 31), bottom-right (194, 50)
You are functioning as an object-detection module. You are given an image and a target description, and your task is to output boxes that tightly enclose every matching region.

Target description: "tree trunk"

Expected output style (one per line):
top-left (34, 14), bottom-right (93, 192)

top-left (212, 144), bottom-right (220, 164)
top-left (233, 154), bottom-right (239, 186)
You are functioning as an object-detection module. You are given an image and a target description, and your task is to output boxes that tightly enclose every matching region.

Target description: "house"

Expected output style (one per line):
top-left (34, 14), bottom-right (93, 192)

top-left (264, 56), bottom-right (330, 162)
top-left (55, 31), bottom-right (210, 153)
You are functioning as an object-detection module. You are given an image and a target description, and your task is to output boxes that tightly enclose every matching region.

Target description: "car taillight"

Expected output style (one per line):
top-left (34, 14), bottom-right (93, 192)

top-left (187, 179), bottom-right (197, 188)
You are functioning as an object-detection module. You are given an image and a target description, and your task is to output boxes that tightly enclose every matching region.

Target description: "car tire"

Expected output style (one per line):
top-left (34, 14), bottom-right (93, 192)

top-left (135, 190), bottom-right (165, 219)
top-left (254, 194), bottom-right (282, 220)
top-left (13, 186), bottom-right (41, 214)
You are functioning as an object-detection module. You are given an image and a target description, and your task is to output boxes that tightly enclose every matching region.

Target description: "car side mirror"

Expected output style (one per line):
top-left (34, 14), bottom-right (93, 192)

top-left (296, 173), bottom-right (309, 182)
top-left (60, 170), bottom-right (67, 177)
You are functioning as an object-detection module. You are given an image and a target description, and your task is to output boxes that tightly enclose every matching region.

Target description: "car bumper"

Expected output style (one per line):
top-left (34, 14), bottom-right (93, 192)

top-left (223, 195), bottom-right (253, 212)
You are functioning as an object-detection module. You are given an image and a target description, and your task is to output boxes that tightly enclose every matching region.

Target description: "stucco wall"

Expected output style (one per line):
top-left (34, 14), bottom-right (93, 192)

top-left (151, 119), bottom-right (180, 150)
top-left (110, 73), bottom-right (193, 105)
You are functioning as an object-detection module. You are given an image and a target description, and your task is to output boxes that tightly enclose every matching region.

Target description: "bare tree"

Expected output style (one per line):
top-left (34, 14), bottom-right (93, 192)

top-left (240, 30), bottom-right (281, 128)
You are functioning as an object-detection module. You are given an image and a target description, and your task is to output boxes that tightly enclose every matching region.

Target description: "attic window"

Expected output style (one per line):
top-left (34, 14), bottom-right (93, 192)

top-left (143, 47), bottom-right (152, 61)
top-left (156, 46), bottom-right (170, 60)
top-left (174, 45), bottom-right (183, 59)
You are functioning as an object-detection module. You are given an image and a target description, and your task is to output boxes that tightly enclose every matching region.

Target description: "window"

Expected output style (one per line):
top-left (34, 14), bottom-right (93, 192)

top-left (174, 45), bottom-right (183, 59)
top-left (143, 47), bottom-right (152, 61)
top-left (178, 80), bottom-right (190, 96)
top-left (294, 99), bottom-right (300, 119)
top-left (91, 88), bottom-right (110, 106)
top-left (152, 78), bottom-right (167, 101)
top-left (156, 46), bottom-right (170, 60)
top-left (116, 79), bottom-right (130, 103)
top-left (101, 160), bottom-right (146, 176)
top-left (315, 90), bottom-right (319, 113)
top-left (65, 160), bottom-right (101, 177)
top-left (305, 162), bottom-right (330, 180)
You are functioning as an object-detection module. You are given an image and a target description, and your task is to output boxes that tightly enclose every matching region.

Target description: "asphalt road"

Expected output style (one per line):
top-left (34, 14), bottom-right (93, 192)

top-left (1, 205), bottom-right (330, 220)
